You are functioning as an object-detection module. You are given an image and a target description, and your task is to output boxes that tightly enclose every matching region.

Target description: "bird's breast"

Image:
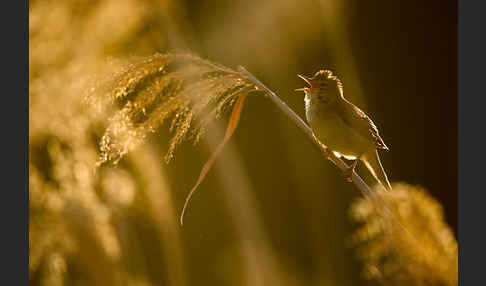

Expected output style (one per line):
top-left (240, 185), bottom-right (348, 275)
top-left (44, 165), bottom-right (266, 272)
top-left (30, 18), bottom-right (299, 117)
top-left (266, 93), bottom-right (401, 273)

top-left (305, 96), bottom-right (372, 158)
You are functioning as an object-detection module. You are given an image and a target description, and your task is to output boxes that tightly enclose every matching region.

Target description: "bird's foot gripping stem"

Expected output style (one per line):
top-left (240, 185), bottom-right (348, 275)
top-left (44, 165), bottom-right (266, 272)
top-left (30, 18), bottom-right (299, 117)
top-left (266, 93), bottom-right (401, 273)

top-left (343, 160), bottom-right (358, 182)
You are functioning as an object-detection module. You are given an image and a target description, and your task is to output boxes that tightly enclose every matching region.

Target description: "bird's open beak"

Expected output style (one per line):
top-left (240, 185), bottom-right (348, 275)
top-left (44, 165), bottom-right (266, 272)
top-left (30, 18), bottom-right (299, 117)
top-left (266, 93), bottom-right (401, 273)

top-left (295, 74), bottom-right (313, 93)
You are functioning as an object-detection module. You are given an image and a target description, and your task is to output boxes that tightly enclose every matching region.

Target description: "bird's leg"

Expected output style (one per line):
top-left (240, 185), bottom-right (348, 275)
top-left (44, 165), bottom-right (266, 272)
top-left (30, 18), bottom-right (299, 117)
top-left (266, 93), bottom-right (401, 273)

top-left (343, 160), bottom-right (358, 182)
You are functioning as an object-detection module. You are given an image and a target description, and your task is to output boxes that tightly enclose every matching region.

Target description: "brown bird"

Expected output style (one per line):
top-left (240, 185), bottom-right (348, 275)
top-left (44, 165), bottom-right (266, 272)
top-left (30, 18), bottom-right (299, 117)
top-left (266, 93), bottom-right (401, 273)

top-left (296, 70), bottom-right (392, 191)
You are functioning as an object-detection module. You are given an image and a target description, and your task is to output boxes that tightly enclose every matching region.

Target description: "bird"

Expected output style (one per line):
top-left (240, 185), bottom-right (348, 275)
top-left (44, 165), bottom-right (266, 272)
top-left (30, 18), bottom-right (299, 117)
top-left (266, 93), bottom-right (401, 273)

top-left (295, 69), bottom-right (392, 191)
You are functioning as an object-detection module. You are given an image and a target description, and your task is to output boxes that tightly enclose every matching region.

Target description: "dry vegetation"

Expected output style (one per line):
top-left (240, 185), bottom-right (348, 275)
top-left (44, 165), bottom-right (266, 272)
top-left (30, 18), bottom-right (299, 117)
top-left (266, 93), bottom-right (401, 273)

top-left (29, 0), bottom-right (457, 285)
top-left (350, 183), bottom-right (458, 286)
top-left (91, 53), bottom-right (255, 165)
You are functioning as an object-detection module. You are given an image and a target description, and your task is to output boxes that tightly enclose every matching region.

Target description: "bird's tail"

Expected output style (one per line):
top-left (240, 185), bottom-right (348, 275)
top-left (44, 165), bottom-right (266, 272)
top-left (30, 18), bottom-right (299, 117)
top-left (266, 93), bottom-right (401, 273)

top-left (362, 150), bottom-right (392, 191)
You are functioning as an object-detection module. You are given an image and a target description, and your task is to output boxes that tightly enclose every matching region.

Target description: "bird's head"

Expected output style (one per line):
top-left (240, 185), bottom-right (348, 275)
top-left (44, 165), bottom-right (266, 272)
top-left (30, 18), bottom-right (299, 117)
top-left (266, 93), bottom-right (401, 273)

top-left (295, 69), bottom-right (343, 98)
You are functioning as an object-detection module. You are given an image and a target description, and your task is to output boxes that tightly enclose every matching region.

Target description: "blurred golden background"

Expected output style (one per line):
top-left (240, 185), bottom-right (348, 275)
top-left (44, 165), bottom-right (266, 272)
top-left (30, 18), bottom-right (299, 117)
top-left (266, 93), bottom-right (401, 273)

top-left (29, 0), bottom-right (457, 285)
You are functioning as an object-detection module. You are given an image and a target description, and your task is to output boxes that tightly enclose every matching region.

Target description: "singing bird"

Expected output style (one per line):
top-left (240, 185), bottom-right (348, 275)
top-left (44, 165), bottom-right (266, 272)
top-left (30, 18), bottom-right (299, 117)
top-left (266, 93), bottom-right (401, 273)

top-left (296, 70), bottom-right (392, 191)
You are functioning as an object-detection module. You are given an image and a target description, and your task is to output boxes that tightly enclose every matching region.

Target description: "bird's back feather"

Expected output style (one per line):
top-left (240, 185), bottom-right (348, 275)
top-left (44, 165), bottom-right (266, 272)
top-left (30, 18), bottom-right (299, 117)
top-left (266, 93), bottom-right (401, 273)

top-left (338, 100), bottom-right (388, 150)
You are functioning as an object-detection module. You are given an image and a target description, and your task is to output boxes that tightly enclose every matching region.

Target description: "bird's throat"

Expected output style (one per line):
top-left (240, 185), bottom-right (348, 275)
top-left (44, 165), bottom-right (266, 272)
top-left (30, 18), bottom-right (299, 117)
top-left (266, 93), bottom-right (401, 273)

top-left (304, 93), bottom-right (311, 112)
top-left (304, 92), bottom-right (322, 123)
top-left (304, 90), bottom-right (334, 124)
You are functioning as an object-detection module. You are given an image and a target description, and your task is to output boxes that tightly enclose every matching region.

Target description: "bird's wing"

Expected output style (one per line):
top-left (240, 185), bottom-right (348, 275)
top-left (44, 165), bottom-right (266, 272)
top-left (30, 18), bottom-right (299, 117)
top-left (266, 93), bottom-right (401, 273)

top-left (340, 100), bottom-right (389, 150)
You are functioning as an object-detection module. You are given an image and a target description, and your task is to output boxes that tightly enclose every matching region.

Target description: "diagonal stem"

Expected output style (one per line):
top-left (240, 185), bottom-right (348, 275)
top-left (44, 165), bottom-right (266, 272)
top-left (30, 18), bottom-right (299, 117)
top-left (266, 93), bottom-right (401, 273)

top-left (240, 66), bottom-right (416, 242)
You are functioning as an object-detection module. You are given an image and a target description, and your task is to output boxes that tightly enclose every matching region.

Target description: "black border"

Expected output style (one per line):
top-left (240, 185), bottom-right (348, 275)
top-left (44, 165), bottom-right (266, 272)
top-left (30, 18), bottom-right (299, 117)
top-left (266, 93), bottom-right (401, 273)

top-left (4, 0), bottom-right (29, 284)
top-left (458, 0), bottom-right (485, 285)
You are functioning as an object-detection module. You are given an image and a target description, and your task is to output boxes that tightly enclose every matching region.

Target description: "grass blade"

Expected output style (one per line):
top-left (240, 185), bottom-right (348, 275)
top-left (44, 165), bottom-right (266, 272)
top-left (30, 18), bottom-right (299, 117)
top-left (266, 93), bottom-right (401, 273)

top-left (180, 93), bottom-right (249, 226)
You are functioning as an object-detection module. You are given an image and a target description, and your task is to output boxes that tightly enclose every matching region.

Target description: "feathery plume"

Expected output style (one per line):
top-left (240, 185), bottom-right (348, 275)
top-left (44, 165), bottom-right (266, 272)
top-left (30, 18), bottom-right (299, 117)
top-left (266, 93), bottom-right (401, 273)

top-left (90, 53), bottom-right (256, 165)
top-left (350, 183), bottom-right (458, 286)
